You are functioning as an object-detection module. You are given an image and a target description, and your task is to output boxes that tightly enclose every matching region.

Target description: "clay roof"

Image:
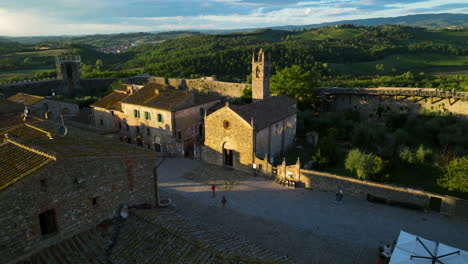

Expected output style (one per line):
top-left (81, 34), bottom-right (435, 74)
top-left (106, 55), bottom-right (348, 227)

top-left (8, 92), bottom-right (44, 105)
top-left (0, 140), bottom-right (55, 191)
top-left (90, 91), bottom-right (129, 111)
top-left (233, 95), bottom-right (297, 130)
top-left (121, 84), bottom-right (221, 111)
top-left (12, 209), bottom-right (287, 264)
top-left (0, 115), bottom-right (42, 129)
top-left (0, 120), bottom-right (158, 159)
top-left (0, 99), bottom-right (24, 115)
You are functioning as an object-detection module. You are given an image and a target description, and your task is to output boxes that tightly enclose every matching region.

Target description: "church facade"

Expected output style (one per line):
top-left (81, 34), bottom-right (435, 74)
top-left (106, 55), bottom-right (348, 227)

top-left (202, 49), bottom-right (297, 172)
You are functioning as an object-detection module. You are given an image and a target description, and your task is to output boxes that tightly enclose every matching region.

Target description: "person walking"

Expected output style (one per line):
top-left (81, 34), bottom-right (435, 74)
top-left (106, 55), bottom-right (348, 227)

top-left (211, 184), bottom-right (216, 198)
top-left (339, 189), bottom-right (344, 204)
top-left (221, 195), bottom-right (227, 209)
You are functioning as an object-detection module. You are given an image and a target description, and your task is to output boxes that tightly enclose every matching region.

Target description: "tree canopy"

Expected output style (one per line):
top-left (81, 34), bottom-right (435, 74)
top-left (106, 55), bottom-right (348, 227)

top-left (438, 156), bottom-right (468, 192)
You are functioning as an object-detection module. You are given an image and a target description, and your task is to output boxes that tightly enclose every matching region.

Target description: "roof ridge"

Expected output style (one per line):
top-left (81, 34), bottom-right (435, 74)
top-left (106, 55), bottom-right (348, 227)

top-left (4, 138), bottom-right (56, 161)
top-left (24, 123), bottom-right (53, 139)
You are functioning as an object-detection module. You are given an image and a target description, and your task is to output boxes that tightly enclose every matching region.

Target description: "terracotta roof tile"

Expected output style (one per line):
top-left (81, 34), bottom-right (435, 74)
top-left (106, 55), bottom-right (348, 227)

top-left (121, 84), bottom-right (221, 111)
top-left (8, 93), bottom-right (44, 105)
top-left (90, 91), bottom-right (129, 111)
top-left (0, 99), bottom-right (24, 115)
top-left (233, 95), bottom-right (297, 130)
top-left (0, 140), bottom-right (54, 191)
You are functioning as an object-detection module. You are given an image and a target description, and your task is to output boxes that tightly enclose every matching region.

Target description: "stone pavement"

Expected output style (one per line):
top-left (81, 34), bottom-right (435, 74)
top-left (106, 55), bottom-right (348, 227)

top-left (157, 157), bottom-right (468, 264)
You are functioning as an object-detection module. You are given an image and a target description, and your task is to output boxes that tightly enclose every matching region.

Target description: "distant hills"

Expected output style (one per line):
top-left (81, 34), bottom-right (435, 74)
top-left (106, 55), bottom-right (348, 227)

top-left (3, 13), bottom-right (467, 44)
top-left (271, 13), bottom-right (468, 31)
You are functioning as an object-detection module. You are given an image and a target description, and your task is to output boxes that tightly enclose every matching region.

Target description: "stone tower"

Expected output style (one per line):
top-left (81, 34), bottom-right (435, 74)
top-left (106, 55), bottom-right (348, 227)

top-left (252, 48), bottom-right (270, 102)
top-left (56, 56), bottom-right (81, 96)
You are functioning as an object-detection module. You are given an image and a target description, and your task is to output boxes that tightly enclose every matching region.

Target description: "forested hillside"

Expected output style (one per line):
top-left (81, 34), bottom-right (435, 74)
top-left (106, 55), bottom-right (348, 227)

top-left (1, 25), bottom-right (467, 90)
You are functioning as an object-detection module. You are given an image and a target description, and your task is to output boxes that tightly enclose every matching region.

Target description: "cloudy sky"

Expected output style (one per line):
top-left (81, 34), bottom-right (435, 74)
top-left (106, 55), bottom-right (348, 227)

top-left (0, 0), bottom-right (467, 36)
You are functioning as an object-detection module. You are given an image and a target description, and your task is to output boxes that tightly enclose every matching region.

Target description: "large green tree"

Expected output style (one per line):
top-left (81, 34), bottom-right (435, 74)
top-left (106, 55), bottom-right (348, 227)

top-left (270, 65), bottom-right (318, 110)
top-left (345, 149), bottom-right (383, 180)
top-left (438, 156), bottom-right (468, 192)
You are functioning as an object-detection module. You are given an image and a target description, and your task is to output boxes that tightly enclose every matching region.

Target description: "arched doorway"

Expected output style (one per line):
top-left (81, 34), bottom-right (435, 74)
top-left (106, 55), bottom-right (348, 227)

top-left (222, 142), bottom-right (234, 167)
top-left (154, 136), bottom-right (162, 152)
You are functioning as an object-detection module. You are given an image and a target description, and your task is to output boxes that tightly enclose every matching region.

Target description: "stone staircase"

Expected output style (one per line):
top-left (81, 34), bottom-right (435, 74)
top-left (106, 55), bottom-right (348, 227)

top-left (132, 208), bottom-right (290, 263)
top-left (15, 228), bottom-right (111, 264)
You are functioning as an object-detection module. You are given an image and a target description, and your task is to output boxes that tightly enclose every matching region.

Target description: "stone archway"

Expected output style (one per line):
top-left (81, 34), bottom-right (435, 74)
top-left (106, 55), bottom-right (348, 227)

top-left (222, 141), bottom-right (235, 167)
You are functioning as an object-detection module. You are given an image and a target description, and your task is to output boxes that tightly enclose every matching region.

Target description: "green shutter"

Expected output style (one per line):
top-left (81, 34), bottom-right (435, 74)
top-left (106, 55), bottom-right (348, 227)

top-left (134, 109), bottom-right (138, 117)
top-left (158, 114), bottom-right (164, 123)
top-left (145, 112), bottom-right (150, 120)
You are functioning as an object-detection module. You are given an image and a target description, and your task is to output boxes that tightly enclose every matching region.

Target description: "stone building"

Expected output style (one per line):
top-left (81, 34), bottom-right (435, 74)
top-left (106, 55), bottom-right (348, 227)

top-left (203, 49), bottom-right (297, 172)
top-left (0, 120), bottom-right (157, 262)
top-left (7, 92), bottom-right (80, 119)
top-left (91, 83), bottom-right (222, 156)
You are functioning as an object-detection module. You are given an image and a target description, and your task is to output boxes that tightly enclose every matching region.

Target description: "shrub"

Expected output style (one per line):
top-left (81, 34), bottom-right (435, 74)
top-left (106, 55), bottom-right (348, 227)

top-left (437, 156), bottom-right (468, 192)
top-left (311, 134), bottom-right (337, 169)
top-left (345, 149), bottom-right (383, 180)
top-left (415, 145), bottom-right (433, 164)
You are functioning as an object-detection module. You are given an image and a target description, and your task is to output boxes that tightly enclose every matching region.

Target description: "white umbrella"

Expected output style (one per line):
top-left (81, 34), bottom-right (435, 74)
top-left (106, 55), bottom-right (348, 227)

top-left (389, 231), bottom-right (468, 264)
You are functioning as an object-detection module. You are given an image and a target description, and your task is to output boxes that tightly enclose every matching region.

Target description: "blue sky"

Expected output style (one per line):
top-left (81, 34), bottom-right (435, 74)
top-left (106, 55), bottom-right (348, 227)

top-left (0, 0), bottom-right (467, 36)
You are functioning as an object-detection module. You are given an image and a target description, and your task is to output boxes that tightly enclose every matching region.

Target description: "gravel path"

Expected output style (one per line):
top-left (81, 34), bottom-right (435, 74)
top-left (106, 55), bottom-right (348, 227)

top-left (157, 157), bottom-right (468, 264)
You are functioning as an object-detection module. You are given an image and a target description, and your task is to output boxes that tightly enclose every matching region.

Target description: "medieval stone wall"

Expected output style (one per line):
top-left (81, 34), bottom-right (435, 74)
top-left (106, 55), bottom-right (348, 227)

top-left (147, 77), bottom-right (249, 98)
top-left (300, 170), bottom-right (466, 219)
top-left (0, 80), bottom-right (64, 97)
top-left (0, 156), bottom-right (156, 262)
top-left (325, 94), bottom-right (468, 118)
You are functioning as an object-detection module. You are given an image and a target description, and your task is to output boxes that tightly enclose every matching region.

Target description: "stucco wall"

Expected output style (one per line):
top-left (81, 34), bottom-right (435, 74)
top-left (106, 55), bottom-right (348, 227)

top-left (0, 156), bottom-right (156, 262)
top-left (93, 107), bottom-right (126, 132)
top-left (254, 114), bottom-right (296, 161)
top-left (174, 100), bottom-right (221, 141)
top-left (203, 107), bottom-right (254, 172)
top-left (255, 128), bottom-right (269, 160)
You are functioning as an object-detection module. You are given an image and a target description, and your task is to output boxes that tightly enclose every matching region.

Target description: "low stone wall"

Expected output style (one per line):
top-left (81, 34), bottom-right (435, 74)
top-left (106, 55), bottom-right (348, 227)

top-left (253, 156), bottom-right (301, 183)
top-left (147, 77), bottom-right (249, 98)
top-left (301, 169), bottom-right (467, 220)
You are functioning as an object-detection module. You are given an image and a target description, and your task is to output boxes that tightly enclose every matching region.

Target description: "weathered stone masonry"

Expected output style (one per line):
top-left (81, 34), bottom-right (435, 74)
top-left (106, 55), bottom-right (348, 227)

top-left (0, 148), bottom-right (157, 262)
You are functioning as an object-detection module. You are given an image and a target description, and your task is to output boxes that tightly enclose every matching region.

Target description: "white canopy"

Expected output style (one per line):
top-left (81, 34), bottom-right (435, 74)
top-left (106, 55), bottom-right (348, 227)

top-left (389, 230), bottom-right (468, 264)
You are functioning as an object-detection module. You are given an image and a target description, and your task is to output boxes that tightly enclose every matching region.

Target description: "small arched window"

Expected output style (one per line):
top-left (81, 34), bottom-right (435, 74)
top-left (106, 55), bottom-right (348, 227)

top-left (223, 120), bottom-right (231, 129)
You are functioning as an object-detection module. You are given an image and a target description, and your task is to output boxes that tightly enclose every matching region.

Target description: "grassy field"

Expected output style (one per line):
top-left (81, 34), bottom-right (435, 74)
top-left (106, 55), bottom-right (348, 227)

top-left (1, 48), bottom-right (73, 58)
top-left (410, 30), bottom-right (468, 45)
top-left (0, 68), bottom-right (55, 80)
top-left (330, 54), bottom-right (468, 75)
top-left (297, 27), bottom-right (363, 40)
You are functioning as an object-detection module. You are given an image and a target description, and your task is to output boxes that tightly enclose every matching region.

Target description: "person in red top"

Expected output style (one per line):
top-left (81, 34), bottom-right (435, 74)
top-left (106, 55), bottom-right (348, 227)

top-left (211, 184), bottom-right (216, 198)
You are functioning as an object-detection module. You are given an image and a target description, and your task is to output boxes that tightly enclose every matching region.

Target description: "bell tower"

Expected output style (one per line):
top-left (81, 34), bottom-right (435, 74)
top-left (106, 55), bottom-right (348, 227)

top-left (252, 48), bottom-right (270, 102)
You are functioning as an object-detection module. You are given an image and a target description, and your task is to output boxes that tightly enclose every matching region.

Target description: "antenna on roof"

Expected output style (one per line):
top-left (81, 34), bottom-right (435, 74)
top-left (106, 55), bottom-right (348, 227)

top-left (57, 114), bottom-right (68, 137)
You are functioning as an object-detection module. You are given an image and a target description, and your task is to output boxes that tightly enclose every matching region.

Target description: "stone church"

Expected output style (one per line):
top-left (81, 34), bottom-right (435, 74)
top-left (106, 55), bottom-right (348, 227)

top-left (202, 49), bottom-right (297, 172)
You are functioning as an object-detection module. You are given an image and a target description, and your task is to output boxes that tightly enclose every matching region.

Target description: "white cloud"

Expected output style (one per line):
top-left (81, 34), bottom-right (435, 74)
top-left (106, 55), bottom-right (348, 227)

top-left (1, 0), bottom-right (467, 36)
